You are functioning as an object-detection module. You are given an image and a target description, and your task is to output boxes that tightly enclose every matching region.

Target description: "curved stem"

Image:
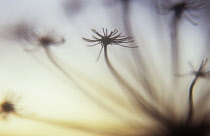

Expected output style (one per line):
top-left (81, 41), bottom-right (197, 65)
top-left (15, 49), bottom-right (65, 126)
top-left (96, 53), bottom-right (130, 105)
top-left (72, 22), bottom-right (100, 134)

top-left (104, 45), bottom-right (141, 104)
top-left (43, 47), bottom-right (138, 128)
top-left (14, 113), bottom-right (127, 136)
top-left (121, 0), bottom-right (157, 99)
top-left (104, 45), bottom-right (171, 125)
top-left (44, 47), bottom-right (74, 81)
top-left (186, 76), bottom-right (199, 123)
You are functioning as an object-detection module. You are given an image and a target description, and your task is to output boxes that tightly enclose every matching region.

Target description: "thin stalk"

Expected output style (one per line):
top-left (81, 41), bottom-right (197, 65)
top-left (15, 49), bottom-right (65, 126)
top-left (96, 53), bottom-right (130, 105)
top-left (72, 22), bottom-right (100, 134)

top-left (171, 15), bottom-right (180, 73)
top-left (104, 45), bottom-right (142, 105)
top-left (122, 0), bottom-right (131, 35)
top-left (121, 0), bottom-right (158, 99)
top-left (14, 113), bottom-right (128, 136)
top-left (43, 47), bottom-right (138, 128)
top-left (104, 45), bottom-right (171, 125)
top-left (186, 76), bottom-right (199, 123)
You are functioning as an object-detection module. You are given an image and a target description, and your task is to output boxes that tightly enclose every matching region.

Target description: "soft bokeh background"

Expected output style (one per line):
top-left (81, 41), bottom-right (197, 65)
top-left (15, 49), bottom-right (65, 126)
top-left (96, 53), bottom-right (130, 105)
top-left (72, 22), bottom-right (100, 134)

top-left (0, 0), bottom-right (209, 135)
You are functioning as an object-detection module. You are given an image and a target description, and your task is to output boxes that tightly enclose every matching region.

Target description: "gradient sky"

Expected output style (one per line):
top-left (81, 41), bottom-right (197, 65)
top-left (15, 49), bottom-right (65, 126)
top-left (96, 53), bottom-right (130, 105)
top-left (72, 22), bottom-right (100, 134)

top-left (0, 0), bottom-right (209, 135)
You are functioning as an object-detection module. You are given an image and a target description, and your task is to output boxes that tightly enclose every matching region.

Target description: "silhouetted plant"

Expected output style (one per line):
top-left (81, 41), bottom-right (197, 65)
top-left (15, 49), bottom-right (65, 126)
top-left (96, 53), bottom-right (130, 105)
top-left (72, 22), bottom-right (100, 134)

top-left (175, 59), bottom-right (210, 122)
top-left (141, 59), bottom-right (210, 136)
top-left (23, 29), bottom-right (76, 81)
top-left (84, 29), bottom-right (142, 111)
top-left (186, 59), bottom-right (210, 123)
top-left (84, 28), bottom-right (163, 128)
top-left (1, 1), bottom-right (210, 136)
top-left (23, 28), bottom-right (134, 121)
top-left (83, 29), bottom-right (160, 127)
top-left (83, 27), bottom-right (210, 136)
top-left (24, 29), bottom-right (70, 79)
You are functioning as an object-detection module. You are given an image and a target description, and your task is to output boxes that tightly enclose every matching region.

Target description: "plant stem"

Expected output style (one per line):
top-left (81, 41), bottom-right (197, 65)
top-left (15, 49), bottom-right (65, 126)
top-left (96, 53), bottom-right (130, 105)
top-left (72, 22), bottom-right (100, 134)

top-left (186, 76), bottom-right (199, 123)
top-left (14, 113), bottom-right (124, 136)
top-left (104, 45), bottom-right (170, 125)
top-left (43, 47), bottom-right (137, 127)
top-left (171, 16), bottom-right (180, 74)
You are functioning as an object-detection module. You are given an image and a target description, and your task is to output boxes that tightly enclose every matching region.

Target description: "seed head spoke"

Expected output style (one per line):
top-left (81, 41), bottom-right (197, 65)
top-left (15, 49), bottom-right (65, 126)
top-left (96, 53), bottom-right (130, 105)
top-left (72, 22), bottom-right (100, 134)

top-left (83, 37), bottom-right (98, 42)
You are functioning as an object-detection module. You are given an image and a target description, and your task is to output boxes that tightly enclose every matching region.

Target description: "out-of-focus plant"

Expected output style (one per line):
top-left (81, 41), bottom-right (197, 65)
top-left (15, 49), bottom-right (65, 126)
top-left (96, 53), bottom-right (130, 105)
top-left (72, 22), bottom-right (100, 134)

top-left (0, 0), bottom-right (210, 136)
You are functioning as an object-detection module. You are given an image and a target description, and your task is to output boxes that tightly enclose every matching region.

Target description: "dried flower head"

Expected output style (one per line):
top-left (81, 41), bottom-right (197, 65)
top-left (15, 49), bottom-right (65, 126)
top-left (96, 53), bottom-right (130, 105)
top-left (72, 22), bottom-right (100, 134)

top-left (0, 92), bottom-right (22, 119)
top-left (176, 59), bottom-right (210, 78)
top-left (62, 0), bottom-right (84, 17)
top-left (156, 0), bottom-right (205, 23)
top-left (83, 28), bottom-right (135, 47)
top-left (83, 28), bottom-right (137, 60)
top-left (25, 29), bottom-right (65, 51)
top-left (189, 59), bottom-right (210, 78)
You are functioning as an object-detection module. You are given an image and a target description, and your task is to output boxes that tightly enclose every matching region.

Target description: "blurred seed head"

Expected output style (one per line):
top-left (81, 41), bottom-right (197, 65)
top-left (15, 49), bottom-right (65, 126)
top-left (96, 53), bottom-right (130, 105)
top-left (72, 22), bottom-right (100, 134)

top-left (62, 0), bottom-right (84, 18)
top-left (190, 59), bottom-right (210, 78)
top-left (0, 92), bottom-right (22, 119)
top-left (156, 0), bottom-right (206, 22)
top-left (25, 29), bottom-right (65, 49)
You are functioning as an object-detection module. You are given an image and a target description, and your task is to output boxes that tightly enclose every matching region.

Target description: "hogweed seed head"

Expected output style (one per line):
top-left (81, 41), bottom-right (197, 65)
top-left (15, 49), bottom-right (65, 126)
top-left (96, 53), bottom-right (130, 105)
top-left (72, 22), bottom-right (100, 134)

top-left (190, 59), bottom-right (210, 78)
top-left (83, 28), bottom-right (137, 60)
top-left (0, 92), bottom-right (22, 119)
top-left (156, 0), bottom-right (206, 24)
top-left (25, 29), bottom-right (65, 51)
top-left (83, 28), bottom-right (135, 47)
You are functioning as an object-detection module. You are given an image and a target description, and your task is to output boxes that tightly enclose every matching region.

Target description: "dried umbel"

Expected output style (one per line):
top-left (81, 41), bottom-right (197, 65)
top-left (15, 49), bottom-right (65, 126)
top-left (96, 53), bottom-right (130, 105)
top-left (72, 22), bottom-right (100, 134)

top-left (23, 29), bottom-right (71, 83)
top-left (23, 29), bottom-right (69, 78)
top-left (83, 28), bottom-right (137, 61)
top-left (25, 30), bottom-right (65, 51)
top-left (62, 0), bottom-right (84, 17)
top-left (189, 59), bottom-right (210, 78)
top-left (156, 0), bottom-right (205, 22)
top-left (0, 92), bottom-right (22, 119)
